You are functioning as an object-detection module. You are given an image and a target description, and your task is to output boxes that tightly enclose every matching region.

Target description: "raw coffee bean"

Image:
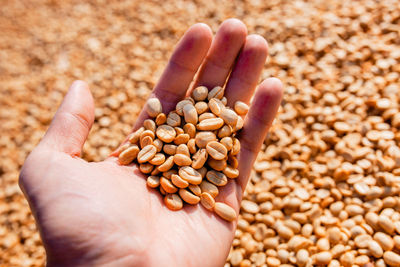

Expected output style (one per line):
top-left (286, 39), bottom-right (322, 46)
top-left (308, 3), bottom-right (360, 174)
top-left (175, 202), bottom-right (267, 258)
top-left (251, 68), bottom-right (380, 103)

top-left (208, 158), bottom-right (227, 171)
top-left (143, 119), bottom-right (156, 132)
top-left (129, 127), bottom-right (144, 144)
top-left (118, 145), bottom-right (139, 165)
top-left (183, 104), bottom-right (198, 124)
top-left (157, 156), bottom-right (174, 172)
top-left (223, 166), bottom-right (239, 178)
top-left (162, 169), bottom-right (177, 179)
top-left (146, 98), bottom-right (162, 117)
top-left (150, 168), bottom-right (160, 176)
top-left (173, 154), bottom-right (192, 166)
top-left (206, 170), bottom-right (228, 186)
top-left (200, 180), bottom-right (219, 197)
top-left (368, 240), bottom-right (383, 258)
top-left (191, 86), bottom-right (208, 101)
top-left (155, 113), bottom-right (167, 125)
top-left (197, 118), bottom-right (224, 131)
top-left (233, 116), bottom-right (244, 132)
top-left (183, 123), bottom-right (196, 138)
top-left (197, 167), bottom-right (207, 178)
top-left (171, 174), bottom-right (189, 188)
top-left (114, 143), bottom-right (130, 157)
top-left (176, 99), bottom-right (193, 115)
top-left (208, 86), bottom-right (224, 100)
top-left (199, 112), bottom-right (216, 121)
top-left (218, 125), bottom-right (232, 138)
top-left (195, 131), bottom-right (217, 148)
top-left (384, 251), bottom-right (400, 266)
top-left (148, 153), bottom-right (165, 165)
top-left (174, 133), bottom-right (190, 145)
top-left (179, 166), bottom-right (202, 185)
top-left (176, 144), bottom-right (190, 157)
top-left (206, 141), bottom-right (228, 160)
top-left (160, 177), bottom-right (178, 193)
top-left (234, 101), bottom-right (249, 115)
top-left (167, 111), bottom-right (181, 127)
top-left (214, 202), bottom-right (237, 221)
top-left (220, 137), bottom-right (233, 150)
top-left (179, 188), bottom-right (200, 204)
top-left (314, 251), bottom-right (332, 265)
top-left (153, 139), bottom-right (163, 152)
top-left (209, 98), bottom-right (223, 116)
top-left (140, 129), bottom-right (155, 141)
top-left (146, 175), bottom-right (160, 188)
top-left (200, 192), bottom-right (215, 210)
top-left (163, 144), bottom-right (177, 155)
top-left (174, 127), bottom-right (184, 135)
top-left (160, 187), bottom-right (166, 195)
top-left (188, 184), bottom-right (202, 196)
top-left (139, 163), bottom-right (154, 174)
top-left (187, 139), bottom-right (197, 154)
top-left (140, 135), bottom-right (153, 148)
top-left (192, 148), bottom-right (208, 169)
top-left (156, 125), bottom-right (176, 143)
top-left (137, 145), bottom-right (157, 163)
top-left (221, 97), bottom-right (227, 105)
top-left (164, 194), bottom-right (183, 211)
top-left (195, 101), bottom-right (209, 114)
top-left (220, 108), bottom-right (238, 126)
top-left (231, 138), bottom-right (240, 155)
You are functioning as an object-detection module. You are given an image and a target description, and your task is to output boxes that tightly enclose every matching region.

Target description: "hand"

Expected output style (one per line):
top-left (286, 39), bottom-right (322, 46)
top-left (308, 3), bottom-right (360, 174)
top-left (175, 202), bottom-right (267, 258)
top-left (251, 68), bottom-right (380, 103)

top-left (19, 19), bottom-right (282, 267)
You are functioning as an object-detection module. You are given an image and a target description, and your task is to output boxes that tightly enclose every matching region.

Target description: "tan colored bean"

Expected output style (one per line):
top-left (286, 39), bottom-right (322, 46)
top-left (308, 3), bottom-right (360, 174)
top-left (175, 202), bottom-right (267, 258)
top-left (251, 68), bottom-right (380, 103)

top-left (171, 174), bottom-right (189, 188)
top-left (384, 251), bottom-right (400, 266)
top-left (174, 127), bottom-right (184, 135)
top-left (220, 137), bottom-right (233, 150)
top-left (140, 135), bottom-right (153, 148)
top-left (195, 131), bottom-right (217, 148)
top-left (179, 166), bottom-right (202, 185)
top-left (153, 139), bottom-right (163, 152)
top-left (167, 111), bottom-right (181, 127)
top-left (218, 125), bottom-right (232, 138)
top-left (206, 141), bottom-right (228, 160)
top-left (231, 138), bottom-right (240, 155)
top-left (179, 188), bottom-right (200, 204)
top-left (199, 112), bottom-right (216, 121)
top-left (139, 163), bottom-right (154, 174)
top-left (118, 145), bottom-right (139, 165)
top-left (221, 97), bottom-right (227, 105)
top-left (188, 184), bottom-right (202, 196)
top-left (151, 168), bottom-right (160, 176)
top-left (195, 101), bottom-right (209, 114)
top-left (214, 202), bottom-right (237, 221)
top-left (148, 153), bottom-right (165, 165)
top-left (157, 156), bottom-right (174, 172)
top-left (206, 170), bottom-right (228, 186)
top-left (220, 108), bottom-right (238, 126)
top-left (228, 155), bottom-right (239, 169)
top-left (198, 167), bottom-right (207, 178)
top-left (183, 123), bottom-right (196, 138)
top-left (374, 232), bottom-right (394, 250)
top-left (140, 129), bottom-right (155, 140)
top-left (129, 127), bottom-right (145, 144)
top-left (137, 145), bottom-right (157, 163)
top-left (160, 177), bottom-right (178, 193)
top-left (187, 138), bottom-right (197, 154)
top-left (208, 158), bottom-right (227, 171)
top-left (174, 133), bottom-right (190, 145)
top-left (233, 116), bottom-right (244, 132)
top-left (192, 148), bottom-right (208, 169)
top-left (164, 194), bottom-right (183, 211)
top-left (197, 118), bottom-right (224, 131)
top-left (314, 251), bottom-right (332, 265)
top-left (200, 180), bottom-right (219, 197)
top-left (176, 99), bottom-right (193, 115)
top-left (143, 119), bottom-right (156, 132)
top-left (114, 143), bottom-right (130, 157)
top-left (163, 144), bottom-right (177, 155)
top-left (183, 104), bottom-right (198, 124)
top-left (156, 125), bottom-right (176, 143)
top-left (209, 98), bottom-right (223, 116)
top-left (200, 192), bottom-right (215, 210)
top-left (162, 170), bottom-right (176, 179)
top-left (369, 240), bottom-right (383, 258)
top-left (146, 175), bottom-right (160, 188)
top-left (146, 98), bottom-right (162, 117)
top-left (223, 166), bottom-right (239, 178)
top-left (174, 153), bottom-right (192, 166)
top-left (175, 144), bottom-right (190, 156)
top-left (155, 113), bottom-right (167, 125)
top-left (296, 249), bottom-right (309, 265)
top-left (234, 101), bottom-right (249, 115)
top-left (191, 86), bottom-right (208, 101)
top-left (208, 86), bottom-right (224, 100)
top-left (379, 215), bottom-right (395, 234)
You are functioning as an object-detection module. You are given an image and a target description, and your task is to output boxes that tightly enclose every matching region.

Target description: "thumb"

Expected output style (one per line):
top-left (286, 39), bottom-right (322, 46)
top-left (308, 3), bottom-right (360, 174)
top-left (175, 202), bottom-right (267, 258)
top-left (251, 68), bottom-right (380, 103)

top-left (40, 80), bottom-right (95, 156)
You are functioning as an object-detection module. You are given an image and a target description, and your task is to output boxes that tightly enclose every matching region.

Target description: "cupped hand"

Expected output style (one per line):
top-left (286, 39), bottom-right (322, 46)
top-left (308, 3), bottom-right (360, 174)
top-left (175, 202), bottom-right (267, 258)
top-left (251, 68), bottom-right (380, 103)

top-left (19, 19), bottom-right (282, 267)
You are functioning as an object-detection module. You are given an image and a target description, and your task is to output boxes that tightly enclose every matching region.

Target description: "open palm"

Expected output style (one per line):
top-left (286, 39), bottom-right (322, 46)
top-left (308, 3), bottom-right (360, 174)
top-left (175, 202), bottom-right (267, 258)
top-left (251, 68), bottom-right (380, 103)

top-left (19, 19), bottom-right (282, 267)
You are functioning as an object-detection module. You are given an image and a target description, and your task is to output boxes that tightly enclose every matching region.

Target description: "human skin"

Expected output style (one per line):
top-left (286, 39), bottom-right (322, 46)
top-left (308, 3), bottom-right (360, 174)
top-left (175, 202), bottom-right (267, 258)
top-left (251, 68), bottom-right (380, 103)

top-left (19, 19), bottom-right (283, 267)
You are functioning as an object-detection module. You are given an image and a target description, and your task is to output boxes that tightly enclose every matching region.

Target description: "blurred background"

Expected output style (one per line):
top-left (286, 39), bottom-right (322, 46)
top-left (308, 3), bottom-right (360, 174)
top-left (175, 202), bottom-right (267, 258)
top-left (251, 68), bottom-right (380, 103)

top-left (1, 0), bottom-right (400, 266)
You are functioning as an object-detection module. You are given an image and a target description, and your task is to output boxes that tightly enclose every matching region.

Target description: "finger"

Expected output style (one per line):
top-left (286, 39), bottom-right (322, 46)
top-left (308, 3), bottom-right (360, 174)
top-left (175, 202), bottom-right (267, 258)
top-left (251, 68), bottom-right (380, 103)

top-left (134, 23), bottom-right (212, 129)
top-left (193, 18), bottom-right (247, 90)
top-left (224, 34), bottom-right (268, 107)
top-left (40, 80), bottom-right (95, 156)
top-left (236, 78), bottom-right (283, 191)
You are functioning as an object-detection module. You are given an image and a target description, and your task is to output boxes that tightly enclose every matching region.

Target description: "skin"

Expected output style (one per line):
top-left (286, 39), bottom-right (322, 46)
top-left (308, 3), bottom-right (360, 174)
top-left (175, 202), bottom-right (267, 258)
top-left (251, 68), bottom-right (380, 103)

top-left (19, 19), bottom-right (283, 267)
